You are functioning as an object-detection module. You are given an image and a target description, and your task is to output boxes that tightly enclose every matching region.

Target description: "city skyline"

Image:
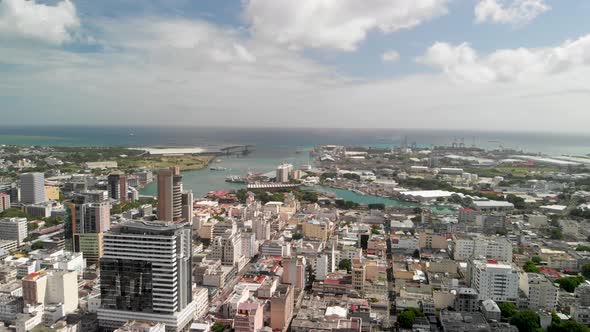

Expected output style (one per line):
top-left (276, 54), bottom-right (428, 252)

top-left (1, 0), bottom-right (590, 131)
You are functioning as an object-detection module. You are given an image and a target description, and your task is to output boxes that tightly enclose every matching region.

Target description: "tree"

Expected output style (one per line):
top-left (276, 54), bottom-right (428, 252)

top-left (211, 322), bottom-right (225, 332)
top-left (292, 233), bottom-right (303, 240)
top-left (28, 222), bottom-right (39, 231)
top-left (548, 313), bottom-right (590, 332)
top-left (368, 203), bottom-right (385, 210)
top-left (499, 302), bottom-right (517, 318)
top-left (510, 310), bottom-right (540, 332)
top-left (506, 194), bottom-right (526, 209)
top-left (531, 256), bottom-right (542, 264)
top-left (371, 225), bottom-right (380, 235)
top-left (523, 261), bottom-right (540, 273)
top-left (582, 264), bottom-right (590, 279)
top-left (31, 241), bottom-right (44, 250)
top-left (555, 276), bottom-right (585, 292)
top-left (338, 259), bottom-right (352, 272)
top-left (397, 308), bottom-right (424, 329)
top-left (550, 228), bottom-right (563, 240)
top-left (576, 246), bottom-right (590, 252)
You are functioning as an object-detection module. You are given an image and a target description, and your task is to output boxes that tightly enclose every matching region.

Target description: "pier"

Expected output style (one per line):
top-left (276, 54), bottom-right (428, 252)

top-left (220, 145), bottom-right (255, 155)
top-left (247, 183), bottom-right (300, 191)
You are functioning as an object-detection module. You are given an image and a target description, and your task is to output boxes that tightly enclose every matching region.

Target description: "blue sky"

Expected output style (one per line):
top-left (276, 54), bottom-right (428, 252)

top-left (2, 0), bottom-right (590, 132)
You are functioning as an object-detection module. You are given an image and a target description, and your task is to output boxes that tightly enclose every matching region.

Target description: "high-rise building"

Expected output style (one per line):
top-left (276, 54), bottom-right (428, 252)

top-left (454, 288), bottom-right (479, 312)
top-left (352, 258), bottom-right (365, 292)
top-left (157, 167), bottom-right (183, 222)
top-left (181, 191), bottom-right (193, 225)
top-left (20, 172), bottom-right (45, 204)
top-left (64, 191), bottom-right (111, 265)
top-left (208, 231), bottom-right (243, 267)
top-left (468, 259), bottom-right (519, 302)
top-left (0, 218), bottom-right (28, 246)
top-left (453, 235), bottom-right (512, 262)
top-left (107, 173), bottom-right (128, 203)
top-left (276, 164), bottom-right (292, 183)
top-left (98, 221), bottom-right (194, 332)
top-left (0, 193), bottom-right (10, 213)
top-left (234, 302), bottom-right (264, 332)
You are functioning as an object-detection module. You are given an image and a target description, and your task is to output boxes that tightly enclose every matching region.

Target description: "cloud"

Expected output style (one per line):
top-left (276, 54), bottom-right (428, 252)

top-left (382, 50), bottom-right (401, 62)
top-left (0, 0), bottom-right (80, 44)
top-left (474, 0), bottom-right (550, 25)
top-left (417, 34), bottom-right (590, 82)
top-left (244, 0), bottom-right (449, 51)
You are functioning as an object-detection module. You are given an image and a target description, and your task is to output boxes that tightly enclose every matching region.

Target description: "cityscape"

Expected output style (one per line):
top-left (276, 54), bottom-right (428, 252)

top-left (2, 0), bottom-right (590, 332)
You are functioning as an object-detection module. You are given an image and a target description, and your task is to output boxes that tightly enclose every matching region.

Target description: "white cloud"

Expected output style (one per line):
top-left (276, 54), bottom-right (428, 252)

top-left (382, 50), bottom-right (401, 62)
top-left (417, 34), bottom-right (590, 82)
top-left (0, 0), bottom-right (80, 44)
top-left (474, 0), bottom-right (550, 25)
top-left (244, 0), bottom-right (449, 51)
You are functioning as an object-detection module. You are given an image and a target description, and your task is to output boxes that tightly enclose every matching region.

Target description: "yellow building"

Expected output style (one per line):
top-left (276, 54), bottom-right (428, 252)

top-left (302, 220), bottom-right (330, 241)
top-left (45, 186), bottom-right (60, 201)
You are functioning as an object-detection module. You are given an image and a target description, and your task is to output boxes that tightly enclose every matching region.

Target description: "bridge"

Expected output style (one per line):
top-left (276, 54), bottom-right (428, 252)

top-left (247, 183), bottom-right (300, 191)
top-left (220, 145), bottom-right (255, 155)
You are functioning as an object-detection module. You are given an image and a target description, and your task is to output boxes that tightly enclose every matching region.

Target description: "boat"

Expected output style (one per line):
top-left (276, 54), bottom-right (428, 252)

top-left (351, 189), bottom-right (366, 196)
top-left (225, 176), bottom-right (246, 184)
top-left (210, 167), bottom-right (228, 171)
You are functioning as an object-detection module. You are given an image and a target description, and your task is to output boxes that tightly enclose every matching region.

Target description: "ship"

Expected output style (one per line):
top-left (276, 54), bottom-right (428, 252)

top-left (225, 176), bottom-right (246, 184)
top-left (210, 167), bottom-right (228, 171)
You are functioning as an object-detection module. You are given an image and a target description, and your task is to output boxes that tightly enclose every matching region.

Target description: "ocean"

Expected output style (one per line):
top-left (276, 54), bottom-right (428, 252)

top-left (1, 126), bottom-right (589, 199)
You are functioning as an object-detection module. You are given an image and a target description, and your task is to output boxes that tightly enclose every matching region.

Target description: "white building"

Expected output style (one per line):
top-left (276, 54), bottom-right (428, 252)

top-left (468, 259), bottom-right (519, 302)
top-left (20, 173), bottom-right (45, 204)
top-left (519, 273), bottom-right (559, 311)
top-left (276, 164), bottom-right (293, 183)
top-left (193, 287), bottom-right (209, 320)
top-left (0, 218), bottom-right (28, 247)
top-left (208, 232), bottom-right (243, 267)
top-left (453, 235), bottom-right (512, 262)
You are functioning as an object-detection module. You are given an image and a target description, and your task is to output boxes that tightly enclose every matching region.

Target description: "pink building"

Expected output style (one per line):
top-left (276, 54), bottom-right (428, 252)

top-left (234, 302), bottom-right (263, 332)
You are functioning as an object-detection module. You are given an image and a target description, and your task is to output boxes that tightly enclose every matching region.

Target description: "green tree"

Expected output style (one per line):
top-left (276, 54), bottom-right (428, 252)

top-left (371, 225), bottom-right (380, 235)
top-left (397, 308), bottom-right (424, 329)
top-left (548, 313), bottom-right (590, 332)
top-left (31, 241), bottom-right (44, 250)
top-left (510, 310), bottom-right (540, 332)
top-left (576, 246), bottom-right (590, 252)
top-left (338, 259), bottom-right (352, 272)
top-left (211, 322), bottom-right (225, 332)
top-left (531, 256), bottom-right (542, 264)
top-left (412, 249), bottom-right (420, 259)
top-left (0, 208), bottom-right (26, 219)
top-left (550, 228), bottom-right (563, 240)
top-left (523, 261), bottom-right (540, 273)
top-left (555, 276), bottom-right (585, 292)
top-left (292, 233), bottom-right (303, 240)
top-left (28, 222), bottom-right (39, 231)
top-left (582, 264), bottom-right (590, 279)
top-left (499, 302), bottom-right (517, 318)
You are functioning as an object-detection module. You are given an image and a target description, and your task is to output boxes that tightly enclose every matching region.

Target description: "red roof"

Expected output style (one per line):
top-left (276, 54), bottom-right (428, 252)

top-left (487, 260), bottom-right (498, 264)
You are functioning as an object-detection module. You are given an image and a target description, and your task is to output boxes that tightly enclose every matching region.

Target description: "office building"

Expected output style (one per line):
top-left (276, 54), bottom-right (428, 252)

top-left (64, 192), bottom-right (110, 265)
top-left (107, 173), bottom-right (128, 203)
top-left (157, 167), bottom-right (183, 222)
top-left (0, 218), bottom-right (28, 247)
top-left (98, 221), bottom-right (194, 332)
top-left (270, 285), bottom-right (294, 331)
top-left (22, 270), bottom-right (79, 314)
top-left (208, 231), bottom-right (243, 267)
top-left (468, 259), bottom-right (519, 302)
top-left (0, 194), bottom-right (10, 213)
top-left (181, 191), bottom-right (193, 225)
top-left (20, 172), bottom-right (45, 204)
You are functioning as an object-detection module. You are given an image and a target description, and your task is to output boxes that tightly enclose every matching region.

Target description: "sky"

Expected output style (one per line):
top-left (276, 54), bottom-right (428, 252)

top-left (1, 0), bottom-right (590, 132)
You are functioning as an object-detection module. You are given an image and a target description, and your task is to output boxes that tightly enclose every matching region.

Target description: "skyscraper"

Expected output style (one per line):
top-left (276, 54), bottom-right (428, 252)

top-left (64, 191), bottom-right (111, 265)
top-left (98, 221), bottom-right (194, 332)
top-left (107, 173), bottom-right (128, 203)
top-left (20, 172), bottom-right (45, 204)
top-left (157, 167), bottom-right (183, 222)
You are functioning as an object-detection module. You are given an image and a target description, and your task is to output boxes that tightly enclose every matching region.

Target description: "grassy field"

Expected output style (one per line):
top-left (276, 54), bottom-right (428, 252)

top-left (117, 154), bottom-right (215, 171)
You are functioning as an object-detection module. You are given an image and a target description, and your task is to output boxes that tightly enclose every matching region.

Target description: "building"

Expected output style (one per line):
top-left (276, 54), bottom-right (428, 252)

top-left (0, 194), bottom-right (10, 213)
top-left (24, 203), bottom-right (52, 218)
top-left (234, 302), bottom-right (264, 332)
top-left (64, 192), bottom-right (111, 265)
top-left (468, 259), bottom-right (519, 303)
top-left (22, 270), bottom-right (79, 314)
top-left (82, 161), bottom-right (118, 169)
top-left (107, 173), bottom-right (128, 203)
top-left (472, 200), bottom-right (514, 212)
top-left (480, 299), bottom-right (501, 322)
top-left (302, 220), bottom-right (330, 241)
top-left (208, 231), bottom-right (243, 267)
top-left (0, 218), bottom-right (28, 246)
top-left (20, 172), bottom-right (45, 204)
top-left (270, 285), bottom-right (294, 331)
top-left (351, 258), bottom-right (365, 292)
top-left (0, 294), bottom-right (23, 324)
top-left (478, 214), bottom-right (508, 235)
top-left (453, 235), bottom-right (512, 262)
top-left (440, 310), bottom-right (490, 332)
top-left (193, 287), bottom-right (209, 320)
top-left (519, 273), bottom-right (559, 311)
top-left (454, 288), bottom-right (479, 312)
top-left (114, 321), bottom-right (166, 332)
top-left (276, 164), bottom-right (293, 183)
top-left (98, 221), bottom-right (195, 332)
top-left (157, 167), bottom-right (183, 222)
